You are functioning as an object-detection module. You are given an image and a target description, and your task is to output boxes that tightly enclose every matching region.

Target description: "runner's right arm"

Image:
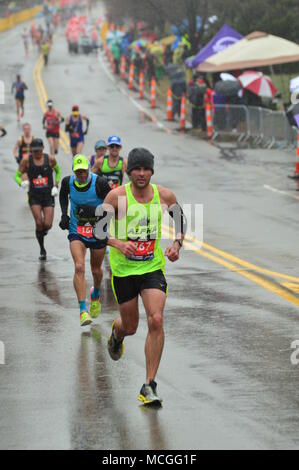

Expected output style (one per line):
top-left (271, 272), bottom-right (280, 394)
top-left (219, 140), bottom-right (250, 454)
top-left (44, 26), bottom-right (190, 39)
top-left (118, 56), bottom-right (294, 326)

top-left (13, 138), bottom-right (21, 160)
top-left (91, 155), bottom-right (104, 174)
top-left (0, 126), bottom-right (7, 138)
top-left (14, 155), bottom-right (29, 187)
top-left (59, 176), bottom-right (70, 229)
top-left (65, 116), bottom-right (71, 132)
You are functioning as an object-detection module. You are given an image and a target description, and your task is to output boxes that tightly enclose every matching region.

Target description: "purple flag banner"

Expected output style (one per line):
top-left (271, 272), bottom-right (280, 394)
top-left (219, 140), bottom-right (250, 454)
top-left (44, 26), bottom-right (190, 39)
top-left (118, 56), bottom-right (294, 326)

top-left (185, 24), bottom-right (243, 69)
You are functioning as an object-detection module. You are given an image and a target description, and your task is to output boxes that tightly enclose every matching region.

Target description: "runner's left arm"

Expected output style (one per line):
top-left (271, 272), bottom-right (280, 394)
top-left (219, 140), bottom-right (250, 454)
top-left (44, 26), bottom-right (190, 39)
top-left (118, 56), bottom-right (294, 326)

top-left (14, 156), bottom-right (29, 186)
top-left (82, 115), bottom-right (90, 135)
top-left (58, 111), bottom-right (64, 123)
top-left (49, 155), bottom-right (61, 187)
top-left (95, 175), bottom-right (111, 200)
top-left (59, 176), bottom-right (70, 230)
top-left (159, 186), bottom-right (187, 261)
top-left (122, 158), bottom-right (128, 183)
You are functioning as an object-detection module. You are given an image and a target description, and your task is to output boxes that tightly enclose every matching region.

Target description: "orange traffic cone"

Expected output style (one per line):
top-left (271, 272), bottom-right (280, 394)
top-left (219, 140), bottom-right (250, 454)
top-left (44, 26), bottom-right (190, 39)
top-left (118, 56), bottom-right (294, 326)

top-left (120, 55), bottom-right (126, 80)
top-left (128, 64), bottom-right (134, 89)
top-left (166, 88), bottom-right (173, 121)
top-left (205, 103), bottom-right (213, 139)
top-left (150, 77), bottom-right (156, 108)
top-left (179, 94), bottom-right (186, 131)
top-left (139, 71), bottom-right (144, 99)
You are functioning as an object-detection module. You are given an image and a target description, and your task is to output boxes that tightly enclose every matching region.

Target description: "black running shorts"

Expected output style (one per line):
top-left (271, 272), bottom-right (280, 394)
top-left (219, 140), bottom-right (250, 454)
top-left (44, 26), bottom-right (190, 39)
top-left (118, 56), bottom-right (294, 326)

top-left (68, 233), bottom-right (106, 250)
top-left (112, 269), bottom-right (167, 304)
top-left (28, 195), bottom-right (55, 207)
top-left (46, 131), bottom-right (60, 139)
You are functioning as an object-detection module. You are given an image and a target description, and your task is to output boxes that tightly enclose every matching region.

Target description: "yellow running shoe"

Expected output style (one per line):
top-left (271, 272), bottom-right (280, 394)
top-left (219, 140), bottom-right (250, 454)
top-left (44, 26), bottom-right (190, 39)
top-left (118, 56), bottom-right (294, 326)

top-left (138, 381), bottom-right (163, 406)
top-left (89, 286), bottom-right (101, 318)
top-left (80, 310), bottom-right (92, 327)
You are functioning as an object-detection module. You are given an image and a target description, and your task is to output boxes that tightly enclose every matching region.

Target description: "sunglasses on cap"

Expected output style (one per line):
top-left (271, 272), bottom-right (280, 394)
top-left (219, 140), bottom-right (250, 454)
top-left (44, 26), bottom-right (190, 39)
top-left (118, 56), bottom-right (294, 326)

top-left (109, 144), bottom-right (121, 149)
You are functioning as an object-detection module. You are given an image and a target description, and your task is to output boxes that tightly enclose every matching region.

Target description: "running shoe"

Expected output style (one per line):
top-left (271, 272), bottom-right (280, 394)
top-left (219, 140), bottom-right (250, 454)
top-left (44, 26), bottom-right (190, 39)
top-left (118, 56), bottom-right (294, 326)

top-left (80, 310), bottom-right (92, 327)
top-left (107, 320), bottom-right (124, 360)
top-left (89, 286), bottom-right (101, 318)
top-left (138, 380), bottom-right (163, 406)
top-left (39, 248), bottom-right (47, 261)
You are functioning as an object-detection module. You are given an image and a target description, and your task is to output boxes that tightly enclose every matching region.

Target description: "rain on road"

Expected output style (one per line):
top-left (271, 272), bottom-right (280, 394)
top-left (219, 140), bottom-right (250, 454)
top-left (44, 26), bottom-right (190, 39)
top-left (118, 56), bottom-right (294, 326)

top-left (1, 10), bottom-right (299, 450)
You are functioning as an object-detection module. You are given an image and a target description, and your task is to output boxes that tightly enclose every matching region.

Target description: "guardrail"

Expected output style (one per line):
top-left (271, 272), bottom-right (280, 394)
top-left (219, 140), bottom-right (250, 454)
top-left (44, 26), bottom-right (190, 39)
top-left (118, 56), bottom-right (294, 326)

top-left (0, 5), bottom-right (42, 32)
top-left (210, 104), bottom-right (297, 150)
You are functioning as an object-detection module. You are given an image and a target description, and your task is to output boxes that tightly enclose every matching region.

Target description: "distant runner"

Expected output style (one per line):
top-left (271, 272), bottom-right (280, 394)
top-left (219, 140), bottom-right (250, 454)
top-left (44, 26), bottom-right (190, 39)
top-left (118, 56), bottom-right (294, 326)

top-left (11, 75), bottom-right (28, 122)
top-left (14, 138), bottom-right (61, 261)
top-left (65, 105), bottom-right (89, 157)
top-left (41, 39), bottom-right (51, 66)
top-left (90, 139), bottom-right (107, 169)
top-left (42, 99), bottom-right (64, 155)
top-left (22, 27), bottom-right (30, 56)
top-left (13, 122), bottom-right (34, 164)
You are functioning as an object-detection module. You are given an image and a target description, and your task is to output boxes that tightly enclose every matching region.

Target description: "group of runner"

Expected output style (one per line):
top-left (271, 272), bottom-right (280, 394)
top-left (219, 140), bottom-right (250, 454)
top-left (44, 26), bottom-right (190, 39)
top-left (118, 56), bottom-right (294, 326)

top-left (10, 38), bottom-right (186, 404)
top-left (58, 147), bottom-right (186, 405)
top-left (12, 115), bottom-right (186, 404)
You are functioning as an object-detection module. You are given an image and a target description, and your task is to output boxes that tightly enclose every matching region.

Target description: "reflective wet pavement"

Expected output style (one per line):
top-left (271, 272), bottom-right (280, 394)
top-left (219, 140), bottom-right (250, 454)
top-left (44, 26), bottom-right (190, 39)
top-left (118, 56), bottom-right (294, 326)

top-left (1, 15), bottom-right (299, 450)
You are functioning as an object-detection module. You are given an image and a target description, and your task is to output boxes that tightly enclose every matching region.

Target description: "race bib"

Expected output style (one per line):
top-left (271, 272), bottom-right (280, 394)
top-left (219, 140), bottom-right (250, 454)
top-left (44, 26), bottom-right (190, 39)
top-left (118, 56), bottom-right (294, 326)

top-left (71, 132), bottom-right (80, 138)
top-left (33, 176), bottom-right (48, 188)
top-left (109, 180), bottom-right (119, 190)
top-left (77, 224), bottom-right (93, 238)
top-left (127, 240), bottom-right (155, 261)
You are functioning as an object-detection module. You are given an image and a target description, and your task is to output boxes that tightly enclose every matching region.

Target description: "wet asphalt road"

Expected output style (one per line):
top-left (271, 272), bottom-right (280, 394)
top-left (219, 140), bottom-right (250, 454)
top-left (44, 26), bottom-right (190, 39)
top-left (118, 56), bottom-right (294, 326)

top-left (1, 12), bottom-right (299, 450)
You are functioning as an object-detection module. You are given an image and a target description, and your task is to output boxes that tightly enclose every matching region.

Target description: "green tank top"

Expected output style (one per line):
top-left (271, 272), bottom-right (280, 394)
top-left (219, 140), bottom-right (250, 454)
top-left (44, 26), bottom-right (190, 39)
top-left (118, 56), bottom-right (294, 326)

top-left (110, 183), bottom-right (165, 277)
top-left (100, 155), bottom-right (123, 188)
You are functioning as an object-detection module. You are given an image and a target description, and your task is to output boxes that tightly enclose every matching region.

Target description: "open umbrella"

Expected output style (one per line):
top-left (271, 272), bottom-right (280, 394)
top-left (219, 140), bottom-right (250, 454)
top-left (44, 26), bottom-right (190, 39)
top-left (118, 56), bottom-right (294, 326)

top-left (165, 63), bottom-right (184, 78)
top-left (130, 39), bottom-right (148, 49)
top-left (238, 71), bottom-right (277, 98)
top-left (160, 35), bottom-right (177, 46)
top-left (286, 103), bottom-right (299, 128)
top-left (220, 72), bottom-right (237, 81)
top-left (106, 30), bottom-right (125, 43)
top-left (215, 80), bottom-right (241, 96)
top-left (290, 76), bottom-right (299, 93)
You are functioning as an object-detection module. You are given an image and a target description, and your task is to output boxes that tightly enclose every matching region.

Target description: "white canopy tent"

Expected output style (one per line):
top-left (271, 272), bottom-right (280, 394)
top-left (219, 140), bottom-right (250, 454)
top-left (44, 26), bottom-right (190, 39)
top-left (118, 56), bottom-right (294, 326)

top-left (197, 31), bottom-right (299, 72)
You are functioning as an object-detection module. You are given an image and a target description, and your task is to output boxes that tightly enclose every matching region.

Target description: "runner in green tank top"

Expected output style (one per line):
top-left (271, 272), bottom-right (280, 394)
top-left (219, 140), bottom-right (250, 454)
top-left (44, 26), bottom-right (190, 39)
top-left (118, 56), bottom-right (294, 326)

top-left (91, 135), bottom-right (127, 189)
top-left (93, 148), bottom-right (187, 405)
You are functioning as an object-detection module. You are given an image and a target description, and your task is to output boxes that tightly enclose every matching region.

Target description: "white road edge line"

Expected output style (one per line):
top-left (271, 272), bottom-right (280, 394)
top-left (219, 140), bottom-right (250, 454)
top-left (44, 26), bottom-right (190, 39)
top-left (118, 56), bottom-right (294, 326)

top-left (263, 184), bottom-right (299, 201)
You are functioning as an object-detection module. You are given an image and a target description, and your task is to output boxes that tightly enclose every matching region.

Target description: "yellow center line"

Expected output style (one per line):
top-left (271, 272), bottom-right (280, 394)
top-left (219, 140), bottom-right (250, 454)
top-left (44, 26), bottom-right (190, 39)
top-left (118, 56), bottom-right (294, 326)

top-left (161, 225), bottom-right (299, 308)
top-left (162, 223), bottom-right (299, 284)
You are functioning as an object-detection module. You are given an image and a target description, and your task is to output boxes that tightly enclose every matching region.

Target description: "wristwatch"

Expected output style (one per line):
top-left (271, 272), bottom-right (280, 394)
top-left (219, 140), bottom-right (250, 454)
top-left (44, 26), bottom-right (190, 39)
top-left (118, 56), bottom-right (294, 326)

top-left (174, 239), bottom-right (183, 248)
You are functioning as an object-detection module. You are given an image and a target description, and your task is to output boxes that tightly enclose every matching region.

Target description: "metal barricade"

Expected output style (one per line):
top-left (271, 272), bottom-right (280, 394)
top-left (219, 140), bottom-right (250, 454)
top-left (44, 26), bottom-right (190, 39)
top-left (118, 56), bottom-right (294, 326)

top-left (212, 104), bottom-right (298, 150)
top-left (212, 104), bottom-right (249, 142)
top-left (247, 106), bottom-right (263, 145)
top-left (260, 108), bottom-right (276, 148)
